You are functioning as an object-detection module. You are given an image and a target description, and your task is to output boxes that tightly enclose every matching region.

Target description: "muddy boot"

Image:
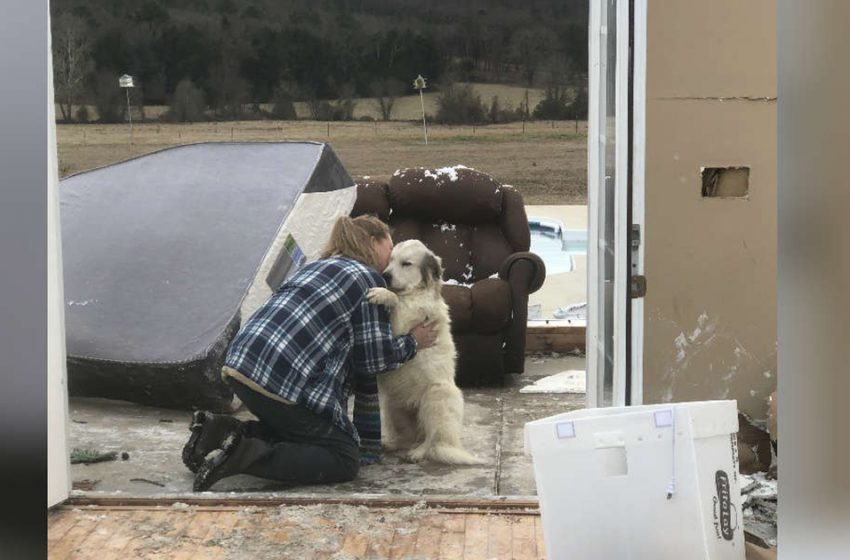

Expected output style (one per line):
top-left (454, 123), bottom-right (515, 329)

top-left (182, 410), bottom-right (245, 473)
top-left (193, 430), bottom-right (271, 492)
top-left (241, 419), bottom-right (278, 443)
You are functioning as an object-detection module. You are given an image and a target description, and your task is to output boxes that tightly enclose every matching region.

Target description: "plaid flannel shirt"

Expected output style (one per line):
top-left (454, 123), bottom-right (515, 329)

top-left (224, 256), bottom-right (416, 447)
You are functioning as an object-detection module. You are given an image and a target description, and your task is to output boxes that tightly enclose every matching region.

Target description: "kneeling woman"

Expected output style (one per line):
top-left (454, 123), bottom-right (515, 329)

top-left (183, 215), bottom-right (436, 491)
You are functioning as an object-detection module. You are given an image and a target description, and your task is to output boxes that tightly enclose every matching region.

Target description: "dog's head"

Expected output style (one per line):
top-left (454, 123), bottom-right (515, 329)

top-left (382, 239), bottom-right (443, 293)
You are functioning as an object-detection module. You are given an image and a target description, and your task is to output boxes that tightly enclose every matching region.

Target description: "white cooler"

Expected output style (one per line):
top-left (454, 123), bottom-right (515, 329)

top-left (525, 400), bottom-right (745, 560)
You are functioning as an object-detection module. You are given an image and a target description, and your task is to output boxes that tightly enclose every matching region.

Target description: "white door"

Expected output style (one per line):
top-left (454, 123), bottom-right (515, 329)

top-left (587, 0), bottom-right (646, 408)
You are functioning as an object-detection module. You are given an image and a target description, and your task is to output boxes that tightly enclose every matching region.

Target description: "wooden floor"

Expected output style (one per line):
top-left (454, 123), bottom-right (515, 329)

top-left (48, 504), bottom-right (546, 560)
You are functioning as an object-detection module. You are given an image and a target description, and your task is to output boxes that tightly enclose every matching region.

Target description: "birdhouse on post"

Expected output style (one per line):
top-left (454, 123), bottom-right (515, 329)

top-left (119, 74), bottom-right (135, 145)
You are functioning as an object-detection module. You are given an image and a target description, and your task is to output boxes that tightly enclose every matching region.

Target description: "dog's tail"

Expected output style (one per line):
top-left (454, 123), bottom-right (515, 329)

top-left (427, 445), bottom-right (486, 466)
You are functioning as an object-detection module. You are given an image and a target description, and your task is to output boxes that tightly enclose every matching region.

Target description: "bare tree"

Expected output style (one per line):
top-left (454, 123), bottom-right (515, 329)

top-left (271, 81), bottom-right (298, 120)
top-left (52, 14), bottom-right (92, 122)
top-left (510, 26), bottom-right (558, 86)
top-left (370, 77), bottom-right (403, 121)
top-left (168, 78), bottom-right (206, 122)
top-left (209, 53), bottom-right (250, 119)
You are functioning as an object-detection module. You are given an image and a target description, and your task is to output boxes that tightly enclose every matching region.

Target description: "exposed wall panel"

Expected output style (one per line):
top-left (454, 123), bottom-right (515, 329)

top-left (643, 0), bottom-right (777, 421)
top-left (647, 1), bottom-right (776, 99)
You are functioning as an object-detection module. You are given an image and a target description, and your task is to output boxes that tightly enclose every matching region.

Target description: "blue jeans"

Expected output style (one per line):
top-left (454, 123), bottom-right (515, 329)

top-left (229, 380), bottom-right (360, 485)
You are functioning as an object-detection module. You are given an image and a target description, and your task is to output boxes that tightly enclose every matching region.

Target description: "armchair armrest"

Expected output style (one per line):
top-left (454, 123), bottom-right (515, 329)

top-left (498, 252), bottom-right (546, 294)
top-left (498, 252), bottom-right (546, 374)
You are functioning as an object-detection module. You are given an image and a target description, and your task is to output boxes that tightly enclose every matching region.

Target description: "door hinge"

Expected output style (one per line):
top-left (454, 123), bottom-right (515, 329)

top-left (630, 275), bottom-right (647, 298)
top-left (630, 225), bottom-right (645, 298)
top-left (630, 224), bottom-right (641, 249)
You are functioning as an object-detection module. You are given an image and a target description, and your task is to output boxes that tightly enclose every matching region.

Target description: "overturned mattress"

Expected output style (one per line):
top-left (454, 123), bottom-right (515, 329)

top-left (61, 142), bottom-right (356, 410)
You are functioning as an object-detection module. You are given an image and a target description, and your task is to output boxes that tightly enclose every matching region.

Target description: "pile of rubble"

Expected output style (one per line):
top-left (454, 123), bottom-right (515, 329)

top-left (741, 471), bottom-right (778, 547)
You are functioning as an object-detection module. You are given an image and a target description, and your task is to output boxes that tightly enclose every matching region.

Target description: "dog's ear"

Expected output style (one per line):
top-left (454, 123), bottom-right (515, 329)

top-left (421, 252), bottom-right (443, 289)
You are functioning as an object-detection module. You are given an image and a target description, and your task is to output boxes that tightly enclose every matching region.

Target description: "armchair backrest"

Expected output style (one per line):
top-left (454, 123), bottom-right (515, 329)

top-left (352, 166), bottom-right (531, 283)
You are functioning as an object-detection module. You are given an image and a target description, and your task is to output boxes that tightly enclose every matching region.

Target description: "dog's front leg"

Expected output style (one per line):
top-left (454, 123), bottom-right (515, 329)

top-left (367, 287), bottom-right (399, 308)
top-left (382, 405), bottom-right (417, 452)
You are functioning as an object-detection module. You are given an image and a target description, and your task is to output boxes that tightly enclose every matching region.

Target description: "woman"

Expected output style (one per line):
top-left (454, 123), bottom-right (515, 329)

top-left (182, 215), bottom-right (437, 491)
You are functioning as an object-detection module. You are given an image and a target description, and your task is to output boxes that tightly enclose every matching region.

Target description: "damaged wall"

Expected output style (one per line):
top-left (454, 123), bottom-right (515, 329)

top-left (643, 1), bottom-right (777, 426)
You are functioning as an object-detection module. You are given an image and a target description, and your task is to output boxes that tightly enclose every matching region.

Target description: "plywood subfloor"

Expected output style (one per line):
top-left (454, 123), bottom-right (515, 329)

top-left (48, 504), bottom-right (546, 560)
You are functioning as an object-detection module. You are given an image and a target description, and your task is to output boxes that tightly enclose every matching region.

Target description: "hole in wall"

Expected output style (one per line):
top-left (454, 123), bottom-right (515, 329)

top-left (701, 167), bottom-right (750, 198)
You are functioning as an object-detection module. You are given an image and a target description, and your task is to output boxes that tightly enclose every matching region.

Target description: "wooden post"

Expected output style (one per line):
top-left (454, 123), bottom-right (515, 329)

top-left (231, 127), bottom-right (234, 140)
top-left (327, 122), bottom-right (330, 137)
top-left (125, 88), bottom-right (133, 145)
top-left (418, 88), bottom-right (428, 144)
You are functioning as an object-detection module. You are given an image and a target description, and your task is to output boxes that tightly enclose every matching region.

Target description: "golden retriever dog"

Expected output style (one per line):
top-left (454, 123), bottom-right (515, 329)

top-left (367, 239), bottom-right (483, 465)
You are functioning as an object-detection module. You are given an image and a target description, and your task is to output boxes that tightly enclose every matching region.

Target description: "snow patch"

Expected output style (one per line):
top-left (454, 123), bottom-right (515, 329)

top-left (67, 299), bottom-right (98, 306)
top-left (423, 164), bottom-right (469, 182)
top-left (461, 262), bottom-right (474, 282)
top-left (433, 222), bottom-right (457, 232)
top-left (520, 370), bottom-right (586, 394)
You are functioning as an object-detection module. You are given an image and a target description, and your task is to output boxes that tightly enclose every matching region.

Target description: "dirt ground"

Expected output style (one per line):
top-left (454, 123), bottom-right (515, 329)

top-left (57, 120), bottom-right (588, 205)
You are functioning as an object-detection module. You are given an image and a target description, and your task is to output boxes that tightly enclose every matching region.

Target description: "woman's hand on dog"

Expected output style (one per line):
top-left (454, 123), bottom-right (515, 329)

top-left (410, 321), bottom-right (438, 350)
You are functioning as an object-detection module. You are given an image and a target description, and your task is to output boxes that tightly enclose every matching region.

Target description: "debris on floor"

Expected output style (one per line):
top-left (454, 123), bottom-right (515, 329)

top-left (553, 302), bottom-right (587, 320)
top-left (71, 479), bottom-right (99, 491)
top-left (519, 370), bottom-right (586, 394)
top-left (130, 477), bottom-right (166, 488)
top-left (741, 471), bottom-right (778, 548)
top-left (70, 448), bottom-right (118, 464)
top-left (737, 412), bottom-right (774, 474)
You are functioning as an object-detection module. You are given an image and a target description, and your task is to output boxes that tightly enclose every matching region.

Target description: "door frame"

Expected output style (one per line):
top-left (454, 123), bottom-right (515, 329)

top-left (587, 0), bottom-right (646, 408)
top-left (48, 11), bottom-right (72, 507)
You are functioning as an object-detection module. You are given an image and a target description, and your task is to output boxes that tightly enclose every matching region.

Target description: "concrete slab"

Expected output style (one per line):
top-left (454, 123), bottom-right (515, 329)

top-left (68, 354), bottom-right (585, 498)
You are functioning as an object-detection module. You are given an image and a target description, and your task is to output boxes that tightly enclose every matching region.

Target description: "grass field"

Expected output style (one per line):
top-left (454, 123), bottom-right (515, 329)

top-left (60, 82), bottom-right (552, 122)
top-left (57, 118), bottom-right (588, 204)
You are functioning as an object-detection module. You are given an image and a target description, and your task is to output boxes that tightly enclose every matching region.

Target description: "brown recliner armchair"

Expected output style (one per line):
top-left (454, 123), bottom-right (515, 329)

top-left (351, 166), bottom-right (545, 387)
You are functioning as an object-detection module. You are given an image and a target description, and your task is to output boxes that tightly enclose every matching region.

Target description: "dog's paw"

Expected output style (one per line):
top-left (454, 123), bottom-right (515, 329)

top-left (406, 444), bottom-right (429, 463)
top-left (367, 287), bottom-right (398, 307)
top-left (383, 439), bottom-right (409, 452)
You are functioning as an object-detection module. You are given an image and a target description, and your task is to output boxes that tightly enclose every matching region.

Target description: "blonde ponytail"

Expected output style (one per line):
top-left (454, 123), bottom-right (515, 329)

top-left (321, 215), bottom-right (390, 270)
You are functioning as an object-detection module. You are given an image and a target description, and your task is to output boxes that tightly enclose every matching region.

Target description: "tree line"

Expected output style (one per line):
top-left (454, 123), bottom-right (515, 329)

top-left (51, 0), bottom-right (588, 123)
